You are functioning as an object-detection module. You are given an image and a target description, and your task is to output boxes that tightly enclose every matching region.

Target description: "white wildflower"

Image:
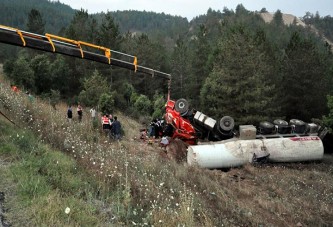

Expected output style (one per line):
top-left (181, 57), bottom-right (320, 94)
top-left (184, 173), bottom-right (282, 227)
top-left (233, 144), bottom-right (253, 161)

top-left (65, 207), bottom-right (70, 214)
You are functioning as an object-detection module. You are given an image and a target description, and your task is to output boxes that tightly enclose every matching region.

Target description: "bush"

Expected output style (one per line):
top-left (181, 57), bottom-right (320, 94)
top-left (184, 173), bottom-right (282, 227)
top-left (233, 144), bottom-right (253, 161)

top-left (98, 92), bottom-right (115, 114)
top-left (133, 94), bottom-right (152, 115)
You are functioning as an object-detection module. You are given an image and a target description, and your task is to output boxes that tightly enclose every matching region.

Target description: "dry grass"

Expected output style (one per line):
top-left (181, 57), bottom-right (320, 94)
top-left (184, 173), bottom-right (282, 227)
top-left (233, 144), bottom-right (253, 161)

top-left (0, 71), bottom-right (333, 226)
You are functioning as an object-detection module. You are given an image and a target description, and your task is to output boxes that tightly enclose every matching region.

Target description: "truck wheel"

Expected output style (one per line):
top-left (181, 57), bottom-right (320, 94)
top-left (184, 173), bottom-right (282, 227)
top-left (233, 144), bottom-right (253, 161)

top-left (273, 119), bottom-right (288, 125)
top-left (289, 119), bottom-right (306, 134)
top-left (259, 121), bottom-right (275, 134)
top-left (289, 119), bottom-right (305, 126)
top-left (175, 98), bottom-right (189, 116)
top-left (273, 119), bottom-right (290, 134)
top-left (219, 116), bottom-right (234, 132)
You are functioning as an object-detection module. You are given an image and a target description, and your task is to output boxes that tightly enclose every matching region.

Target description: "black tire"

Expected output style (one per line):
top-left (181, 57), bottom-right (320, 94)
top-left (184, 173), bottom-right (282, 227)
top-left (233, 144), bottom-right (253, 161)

top-left (219, 116), bottom-right (235, 132)
top-left (175, 98), bottom-right (189, 116)
top-left (289, 119), bottom-right (305, 126)
top-left (289, 119), bottom-right (306, 134)
top-left (259, 121), bottom-right (275, 134)
top-left (273, 119), bottom-right (288, 126)
top-left (273, 119), bottom-right (290, 134)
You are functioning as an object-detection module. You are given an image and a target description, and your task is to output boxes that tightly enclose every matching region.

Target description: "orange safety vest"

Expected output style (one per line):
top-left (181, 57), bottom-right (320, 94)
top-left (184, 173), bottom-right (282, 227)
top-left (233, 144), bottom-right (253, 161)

top-left (11, 86), bottom-right (19, 93)
top-left (102, 116), bottom-right (109, 124)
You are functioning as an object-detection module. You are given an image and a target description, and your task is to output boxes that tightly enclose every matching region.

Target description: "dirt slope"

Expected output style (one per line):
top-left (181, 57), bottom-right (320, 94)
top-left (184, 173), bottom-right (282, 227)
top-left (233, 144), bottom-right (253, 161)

top-left (260, 12), bottom-right (306, 26)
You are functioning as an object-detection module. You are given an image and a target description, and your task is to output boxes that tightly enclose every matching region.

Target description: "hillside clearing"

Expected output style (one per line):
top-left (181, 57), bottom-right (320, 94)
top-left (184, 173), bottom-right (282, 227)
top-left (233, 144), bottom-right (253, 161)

top-left (0, 71), bottom-right (333, 226)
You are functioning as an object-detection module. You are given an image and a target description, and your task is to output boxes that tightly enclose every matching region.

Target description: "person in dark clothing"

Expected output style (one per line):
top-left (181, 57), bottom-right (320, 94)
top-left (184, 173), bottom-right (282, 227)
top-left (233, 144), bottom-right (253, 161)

top-left (148, 119), bottom-right (155, 137)
top-left (67, 106), bottom-right (73, 122)
top-left (110, 116), bottom-right (121, 140)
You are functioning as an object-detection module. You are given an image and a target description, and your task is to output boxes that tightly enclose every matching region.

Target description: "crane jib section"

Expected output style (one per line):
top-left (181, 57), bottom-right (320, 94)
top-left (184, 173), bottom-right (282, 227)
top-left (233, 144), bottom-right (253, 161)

top-left (0, 25), bottom-right (171, 81)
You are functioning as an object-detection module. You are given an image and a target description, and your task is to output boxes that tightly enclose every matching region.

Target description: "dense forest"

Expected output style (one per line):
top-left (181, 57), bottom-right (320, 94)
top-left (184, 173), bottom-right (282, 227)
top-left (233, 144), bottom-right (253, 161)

top-left (1, 0), bottom-right (333, 132)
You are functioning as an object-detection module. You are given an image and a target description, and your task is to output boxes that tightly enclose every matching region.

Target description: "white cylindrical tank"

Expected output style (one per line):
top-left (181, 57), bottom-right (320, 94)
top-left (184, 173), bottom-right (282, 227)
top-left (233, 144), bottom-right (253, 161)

top-left (187, 136), bottom-right (324, 168)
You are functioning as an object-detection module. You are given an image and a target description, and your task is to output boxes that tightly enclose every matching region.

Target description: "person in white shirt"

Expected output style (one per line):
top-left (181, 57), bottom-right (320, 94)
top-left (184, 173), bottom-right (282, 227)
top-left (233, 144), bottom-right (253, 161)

top-left (90, 107), bottom-right (96, 119)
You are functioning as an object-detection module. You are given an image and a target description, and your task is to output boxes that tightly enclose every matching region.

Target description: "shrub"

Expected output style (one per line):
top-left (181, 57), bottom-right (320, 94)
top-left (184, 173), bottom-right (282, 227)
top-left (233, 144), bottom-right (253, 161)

top-left (98, 92), bottom-right (115, 114)
top-left (133, 94), bottom-right (152, 115)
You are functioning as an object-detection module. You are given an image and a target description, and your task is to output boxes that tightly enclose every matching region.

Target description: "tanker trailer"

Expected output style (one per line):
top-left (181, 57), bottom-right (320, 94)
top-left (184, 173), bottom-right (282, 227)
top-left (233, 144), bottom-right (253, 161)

top-left (187, 125), bottom-right (325, 168)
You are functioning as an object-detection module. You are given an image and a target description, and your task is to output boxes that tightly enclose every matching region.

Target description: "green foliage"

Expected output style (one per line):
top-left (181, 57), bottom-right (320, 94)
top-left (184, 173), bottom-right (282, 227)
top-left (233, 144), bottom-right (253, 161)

top-left (272, 10), bottom-right (284, 27)
top-left (98, 92), bottom-right (115, 114)
top-left (171, 37), bottom-right (191, 99)
top-left (323, 95), bottom-right (333, 131)
top-left (97, 12), bottom-right (121, 49)
top-left (303, 12), bottom-right (333, 42)
top-left (279, 31), bottom-right (331, 121)
top-left (0, 0), bottom-right (74, 33)
top-left (111, 90), bottom-right (127, 111)
top-left (108, 10), bottom-right (189, 42)
top-left (1, 0), bottom-right (333, 125)
top-left (50, 89), bottom-right (61, 109)
top-left (29, 54), bottom-right (52, 94)
top-left (26, 8), bottom-right (45, 34)
top-left (78, 70), bottom-right (109, 107)
top-left (187, 24), bottom-right (212, 103)
top-left (152, 93), bottom-right (166, 119)
top-left (49, 55), bottom-right (72, 96)
top-left (123, 83), bottom-right (135, 105)
top-left (0, 118), bottom-right (109, 225)
top-left (6, 53), bottom-right (35, 91)
top-left (200, 25), bottom-right (277, 125)
top-left (134, 94), bottom-right (152, 115)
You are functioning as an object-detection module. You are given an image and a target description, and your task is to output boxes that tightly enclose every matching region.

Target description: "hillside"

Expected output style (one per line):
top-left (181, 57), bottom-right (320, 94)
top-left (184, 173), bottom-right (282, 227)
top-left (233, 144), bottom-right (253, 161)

top-left (260, 12), bottom-right (333, 51)
top-left (260, 12), bottom-right (306, 26)
top-left (0, 0), bottom-right (74, 33)
top-left (1, 61), bottom-right (333, 226)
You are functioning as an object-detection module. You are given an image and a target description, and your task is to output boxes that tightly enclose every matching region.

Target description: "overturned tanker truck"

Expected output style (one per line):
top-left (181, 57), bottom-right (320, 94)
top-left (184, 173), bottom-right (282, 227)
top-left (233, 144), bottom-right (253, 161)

top-left (0, 25), bottom-right (328, 169)
top-left (164, 98), bottom-right (328, 168)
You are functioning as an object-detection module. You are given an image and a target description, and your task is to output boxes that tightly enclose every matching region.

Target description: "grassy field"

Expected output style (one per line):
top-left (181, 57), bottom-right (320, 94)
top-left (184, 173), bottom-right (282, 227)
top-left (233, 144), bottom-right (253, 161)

top-left (0, 70), bottom-right (333, 226)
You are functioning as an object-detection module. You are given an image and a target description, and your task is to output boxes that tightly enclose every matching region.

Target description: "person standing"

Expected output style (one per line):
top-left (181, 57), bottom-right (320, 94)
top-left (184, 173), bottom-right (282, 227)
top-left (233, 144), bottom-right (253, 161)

top-left (108, 114), bottom-right (114, 125)
top-left (90, 107), bottom-right (96, 119)
top-left (77, 104), bottom-right (83, 122)
top-left (101, 114), bottom-right (110, 135)
top-left (67, 105), bottom-right (73, 122)
top-left (111, 116), bottom-right (121, 140)
top-left (90, 107), bottom-right (97, 128)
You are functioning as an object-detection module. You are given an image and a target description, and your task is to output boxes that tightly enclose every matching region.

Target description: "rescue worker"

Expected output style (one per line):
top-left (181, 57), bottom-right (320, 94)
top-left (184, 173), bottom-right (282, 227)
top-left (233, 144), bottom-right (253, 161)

top-left (11, 85), bottom-right (19, 93)
top-left (101, 114), bottom-right (110, 134)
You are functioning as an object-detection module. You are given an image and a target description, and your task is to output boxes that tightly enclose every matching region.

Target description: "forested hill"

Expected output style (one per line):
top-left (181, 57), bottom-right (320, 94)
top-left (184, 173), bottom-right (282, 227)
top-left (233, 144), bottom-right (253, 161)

top-left (0, 0), bottom-right (74, 33)
top-left (1, 0), bottom-right (333, 134)
top-left (0, 0), bottom-right (189, 41)
top-left (1, 0), bottom-right (332, 46)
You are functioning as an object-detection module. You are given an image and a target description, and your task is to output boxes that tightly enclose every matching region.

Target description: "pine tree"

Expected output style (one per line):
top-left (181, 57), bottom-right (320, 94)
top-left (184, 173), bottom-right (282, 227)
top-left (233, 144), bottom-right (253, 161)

top-left (279, 31), bottom-right (330, 121)
top-left (187, 24), bottom-right (211, 103)
top-left (26, 8), bottom-right (45, 34)
top-left (200, 26), bottom-right (277, 125)
top-left (170, 37), bottom-right (190, 99)
top-left (97, 12), bottom-right (122, 50)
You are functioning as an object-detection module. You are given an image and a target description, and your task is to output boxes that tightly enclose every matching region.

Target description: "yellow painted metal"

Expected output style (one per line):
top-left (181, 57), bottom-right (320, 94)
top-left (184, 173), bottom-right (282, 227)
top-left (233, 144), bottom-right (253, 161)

top-left (0, 25), bottom-right (26, 46)
top-left (133, 56), bottom-right (138, 72)
top-left (46, 35), bottom-right (55, 52)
